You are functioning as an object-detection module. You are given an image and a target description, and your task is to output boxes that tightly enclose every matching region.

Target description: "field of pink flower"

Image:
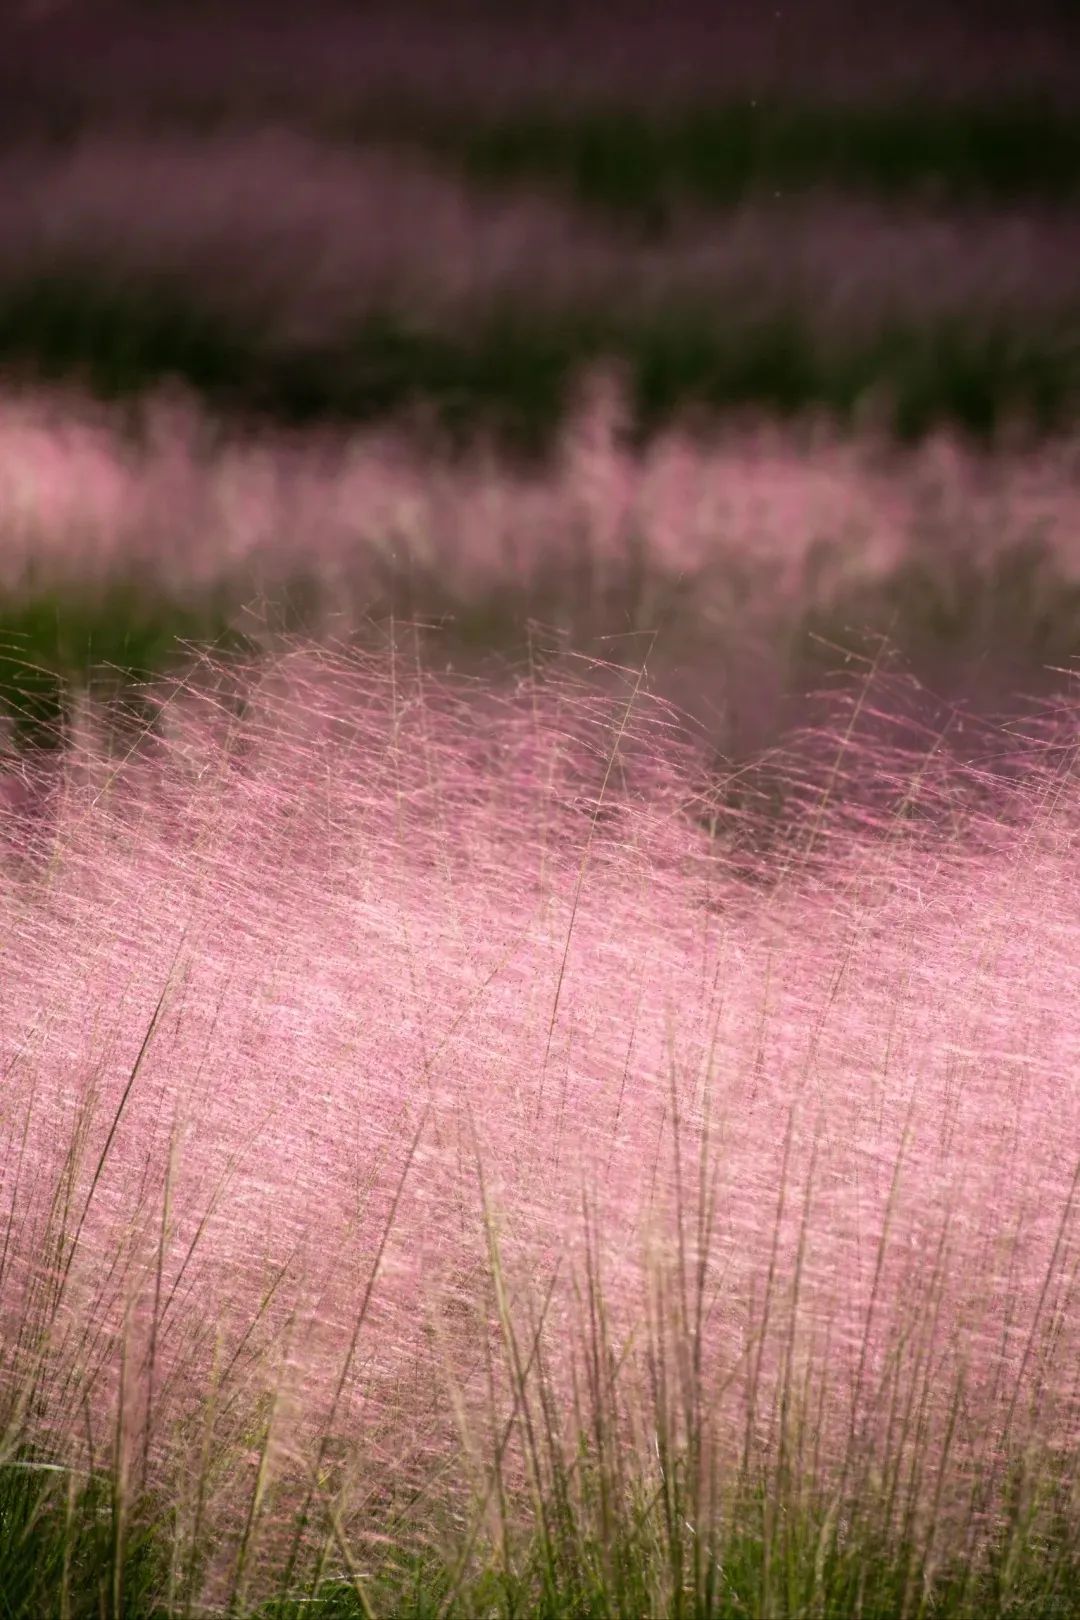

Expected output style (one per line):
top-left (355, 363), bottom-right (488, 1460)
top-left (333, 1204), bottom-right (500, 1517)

top-left (1, 639), bottom-right (1077, 1614)
top-left (3, 131), bottom-right (1077, 335)
top-left (3, 384), bottom-right (1080, 766)
top-left (0, 1), bottom-right (1077, 1609)
top-left (6, 386), bottom-right (1080, 605)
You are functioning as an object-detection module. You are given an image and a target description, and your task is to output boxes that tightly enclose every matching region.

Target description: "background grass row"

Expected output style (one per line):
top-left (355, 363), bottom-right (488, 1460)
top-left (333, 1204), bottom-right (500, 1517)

top-left (8, 99), bottom-right (1080, 213)
top-left (342, 99), bottom-right (1080, 216)
top-left (3, 532), bottom-right (1078, 758)
top-left (2, 276), bottom-right (1075, 452)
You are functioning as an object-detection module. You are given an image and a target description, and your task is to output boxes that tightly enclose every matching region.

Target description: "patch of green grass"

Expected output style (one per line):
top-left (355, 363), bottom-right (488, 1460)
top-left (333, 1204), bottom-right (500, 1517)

top-left (0, 584), bottom-right (252, 749)
top-left (3, 1451), bottom-right (1076, 1618)
top-left (0, 1458), bottom-right (170, 1620)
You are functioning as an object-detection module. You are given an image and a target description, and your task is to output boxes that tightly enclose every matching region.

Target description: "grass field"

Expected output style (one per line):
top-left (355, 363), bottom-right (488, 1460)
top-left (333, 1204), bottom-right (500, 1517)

top-left (1, 647), bottom-right (1078, 1616)
top-left (0, 4), bottom-right (1078, 1614)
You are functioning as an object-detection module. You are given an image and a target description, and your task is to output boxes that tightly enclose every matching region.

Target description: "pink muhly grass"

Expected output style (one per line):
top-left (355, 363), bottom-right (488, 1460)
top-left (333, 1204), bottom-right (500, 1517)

top-left (0, 641), bottom-right (1077, 1608)
top-left (2, 383), bottom-right (1080, 777)
top-left (0, 131), bottom-right (1077, 346)
top-left (4, 386), bottom-right (1078, 607)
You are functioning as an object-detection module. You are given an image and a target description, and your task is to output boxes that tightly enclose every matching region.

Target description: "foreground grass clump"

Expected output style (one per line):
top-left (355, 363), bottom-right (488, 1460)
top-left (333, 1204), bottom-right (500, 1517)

top-left (1, 644), bottom-right (1078, 1615)
top-left (0, 1460), bottom-right (169, 1619)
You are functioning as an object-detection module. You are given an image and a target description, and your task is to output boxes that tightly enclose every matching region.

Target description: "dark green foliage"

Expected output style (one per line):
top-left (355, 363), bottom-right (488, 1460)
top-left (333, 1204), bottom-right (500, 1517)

top-left (3, 1451), bottom-right (1076, 1619)
top-left (445, 99), bottom-right (1080, 217)
top-left (0, 585), bottom-right (251, 749)
top-left (0, 274), bottom-right (1075, 451)
top-left (0, 1459), bottom-right (169, 1620)
top-left (259, 1557), bottom-right (459, 1620)
top-left (0, 273), bottom-right (253, 405)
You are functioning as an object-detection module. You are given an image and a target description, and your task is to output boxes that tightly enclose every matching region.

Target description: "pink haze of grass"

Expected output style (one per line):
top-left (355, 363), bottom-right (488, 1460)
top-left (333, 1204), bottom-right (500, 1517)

top-left (0, 132), bottom-right (1075, 352)
top-left (4, 386), bottom-right (1079, 603)
top-left (1, 642), bottom-right (1078, 1601)
top-left (3, 381), bottom-right (1079, 764)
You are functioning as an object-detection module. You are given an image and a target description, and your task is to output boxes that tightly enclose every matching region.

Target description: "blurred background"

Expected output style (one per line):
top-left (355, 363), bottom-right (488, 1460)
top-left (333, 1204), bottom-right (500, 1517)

top-left (0, 0), bottom-right (1076, 773)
